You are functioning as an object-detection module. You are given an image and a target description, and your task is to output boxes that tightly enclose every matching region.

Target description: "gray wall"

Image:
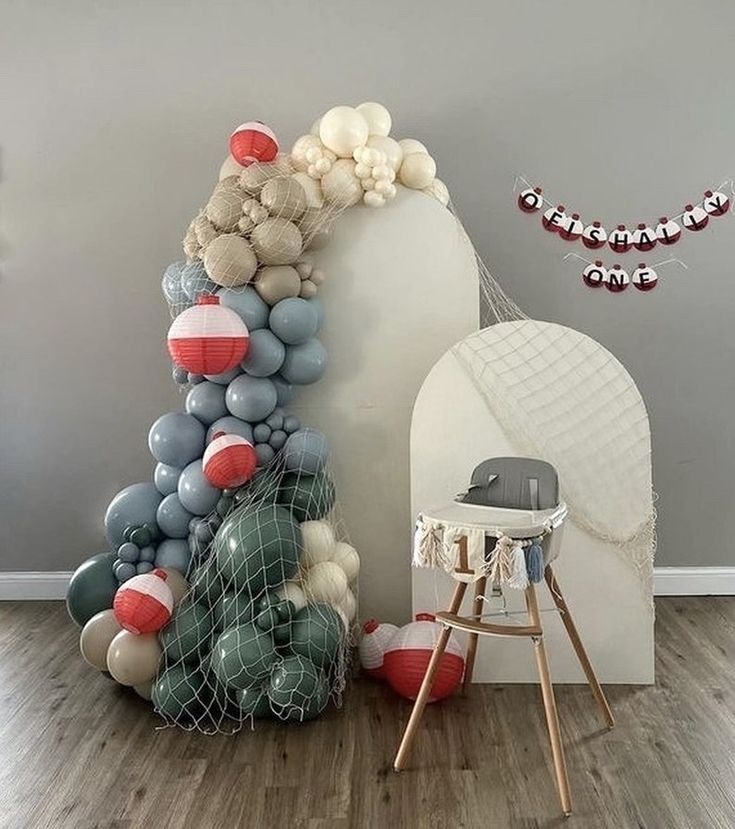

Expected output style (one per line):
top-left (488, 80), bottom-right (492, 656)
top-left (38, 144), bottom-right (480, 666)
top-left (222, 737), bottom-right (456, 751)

top-left (2, 1), bottom-right (733, 606)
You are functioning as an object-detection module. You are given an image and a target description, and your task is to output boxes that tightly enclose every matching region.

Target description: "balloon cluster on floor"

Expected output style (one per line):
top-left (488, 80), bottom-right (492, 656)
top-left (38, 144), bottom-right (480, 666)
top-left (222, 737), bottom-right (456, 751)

top-left (67, 102), bottom-right (447, 732)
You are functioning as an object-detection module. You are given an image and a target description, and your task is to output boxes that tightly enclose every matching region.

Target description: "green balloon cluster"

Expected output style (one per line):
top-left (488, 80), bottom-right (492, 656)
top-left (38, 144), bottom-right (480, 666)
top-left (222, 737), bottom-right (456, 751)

top-left (152, 663), bottom-right (210, 721)
top-left (278, 471), bottom-right (335, 522)
top-left (66, 552), bottom-right (119, 627)
top-left (160, 600), bottom-right (213, 663)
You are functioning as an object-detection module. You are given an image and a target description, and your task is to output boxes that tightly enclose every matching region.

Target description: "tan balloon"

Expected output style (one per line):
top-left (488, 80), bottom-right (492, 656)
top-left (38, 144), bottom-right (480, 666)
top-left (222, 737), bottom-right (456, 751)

top-left (219, 154), bottom-right (244, 181)
top-left (159, 568), bottom-right (189, 606)
top-left (292, 171), bottom-right (324, 208)
top-left (106, 630), bottom-right (162, 686)
top-left (251, 218), bottom-right (303, 265)
top-left (79, 609), bottom-right (122, 671)
top-left (299, 279), bottom-right (317, 298)
top-left (260, 177), bottom-right (307, 221)
top-left (298, 208), bottom-right (332, 250)
top-left (133, 681), bottom-right (153, 701)
top-left (320, 159), bottom-right (363, 207)
top-left (203, 233), bottom-right (258, 287)
top-left (205, 180), bottom-right (245, 232)
top-left (239, 156), bottom-right (292, 195)
top-left (254, 265), bottom-right (301, 305)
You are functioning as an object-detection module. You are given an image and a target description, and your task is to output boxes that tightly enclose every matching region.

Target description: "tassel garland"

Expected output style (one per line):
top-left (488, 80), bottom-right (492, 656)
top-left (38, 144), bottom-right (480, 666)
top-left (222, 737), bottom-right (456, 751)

top-left (525, 542), bottom-right (545, 583)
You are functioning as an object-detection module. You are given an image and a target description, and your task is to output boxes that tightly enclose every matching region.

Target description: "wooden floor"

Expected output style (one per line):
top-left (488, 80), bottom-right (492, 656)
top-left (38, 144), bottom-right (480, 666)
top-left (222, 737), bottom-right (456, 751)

top-left (1, 599), bottom-right (734, 828)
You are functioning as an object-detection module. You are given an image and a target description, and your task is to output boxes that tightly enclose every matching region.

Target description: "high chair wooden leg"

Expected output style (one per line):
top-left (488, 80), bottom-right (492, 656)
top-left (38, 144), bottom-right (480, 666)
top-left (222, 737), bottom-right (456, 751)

top-left (525, 584), bottom-right (572, 817)
top-left (462, 576), bottom-right (487, 691)
top-left (545, 566), bottom-right (614, 730)
top-left (393, 580), bottom-right (468, 772)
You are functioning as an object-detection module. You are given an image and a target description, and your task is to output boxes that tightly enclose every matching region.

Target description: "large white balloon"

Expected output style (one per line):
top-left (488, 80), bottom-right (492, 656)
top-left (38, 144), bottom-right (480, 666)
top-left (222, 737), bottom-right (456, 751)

top-left (399, 153), bottom-right (437, 190)
top-left (398, 138), bottom-right (428, 156)
top-left (366, 135), bottom-right (403, 172)
top-left (356, 102), bottom-right (392, 137)
top-left (319, 106), bottom-right (369, 157)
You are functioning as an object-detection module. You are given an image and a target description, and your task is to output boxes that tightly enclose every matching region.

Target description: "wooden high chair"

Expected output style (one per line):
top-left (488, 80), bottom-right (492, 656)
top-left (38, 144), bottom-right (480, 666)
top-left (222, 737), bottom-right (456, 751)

top-left (394, 533), bottom-right (614, 817)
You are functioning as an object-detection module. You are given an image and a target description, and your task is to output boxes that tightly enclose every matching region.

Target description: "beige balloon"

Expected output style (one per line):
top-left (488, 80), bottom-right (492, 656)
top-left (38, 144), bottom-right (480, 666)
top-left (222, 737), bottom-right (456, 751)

top-left (159, 568), bottom-right (189, 606)
top-left (303, 561), bottom-right (348, 605)
top-left (339, 587), bottom-right (357, 623)
top-left (292, 171), bottom-right (324, 208)
top-left (260, 177), bottom-right (307, 221)
top-left (206, 180), bottom-right (245, 232)
top-left (133, 681), bottom-right (153, 701)
top-left (239, 156), bottom-right (292, 195)
top-left (219, 154), bottom-right (244, 181)
top-left (203, 233), bottom-right (258, 287)
top-left (79, 609), bottom-right (122, 671)
top-left (330, 541), bottom-right (360, 582)
top-left (106, 630), bottom-right (162, 686)
top-left (399, 153), bottom-right (437, 190)
top-left (320, 159), bottom-right (363, 207)
top-left (251, 218), bottom-right (303, 265)
top-left (253, 265), bottom-right (301, 305)
top-left (298, 208), bottom-right (332, 249)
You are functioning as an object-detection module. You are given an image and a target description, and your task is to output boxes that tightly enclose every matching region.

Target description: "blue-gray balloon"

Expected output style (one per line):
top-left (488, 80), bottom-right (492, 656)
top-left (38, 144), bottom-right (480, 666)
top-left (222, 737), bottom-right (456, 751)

top-left (205, 366), bottom-right (242, 385)
top-left (240, 329), bottom-right (286, 377)
top-left (162, 262), bottom-right (187, 306)
top-left (136, 561), bottom-right (154, 575)
top-left (225, 375), bottom-right (278, 422)
top-left (206, 416), bottom-right (254, 445)
top-left (114, 561), bottom-right (136, 583)
top-left (188, 373), bottom-right (204, 385)
top-left (253, 423), bottom-right (271, 443)
top-left (138, 545), bottom-right (157, 563)
top-left (117, 542), bottom-right (139, 563)
top-left (148, 412), bottom-right (205, 467)
top-left (269, 298), bottom-right (319, 345)
top-left (104, 482), bottom-right (163, 547)
top-left (280, 338), bottom-right (327, 385)
top-left (185, 381), bottom-right (228, 425)
top-left (283, 415), bottom-right (301, 434)
top-left (154, 539), bottom-right (191, 575)
top-left (255, 443), bottom-right (275, 466)
top-left (154, 463), bottom-right (181, 496)
top-left (178, 460), bottom-right (221, 516)
top-left (172, 365), bottom-right (189, 385)
top-left (218, 285), bottom-right (269, 331)
top-left (265, 409), bottom-right (284, 431)
top-left (269, 430), bottom-right (288, 450)
top-left (308, 297), bottom-right (324, 331)
top-left (182, 260), bottom-right (217, 301)
top-left (272, 375), bottom-right (296, 406)
top-left (156, 493), bottom-right (195, 539)
top-left (283, 428), bottom-right (329, 474)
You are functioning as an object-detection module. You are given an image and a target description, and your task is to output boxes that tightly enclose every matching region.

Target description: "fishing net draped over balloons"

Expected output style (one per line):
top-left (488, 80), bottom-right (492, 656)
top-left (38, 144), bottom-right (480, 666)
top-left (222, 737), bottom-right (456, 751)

top-left (66, 103), bottom-right (452, 733)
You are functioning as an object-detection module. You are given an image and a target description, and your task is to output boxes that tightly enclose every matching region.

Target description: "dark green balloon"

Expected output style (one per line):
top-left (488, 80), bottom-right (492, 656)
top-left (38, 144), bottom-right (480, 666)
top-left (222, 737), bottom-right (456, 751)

top-left (236, 682), bottom-right (272, 718)
top-left (255, 606), bottom-right (280, 632)
top-left (190, 564), bottom-right (224, 606)
top-left (212, 591), bottom-right (255, 633)
top-left (66, 552), bottom-right (118, 627)
top-left (210, 623), bottom-right (278, 690)
top-left (278, 471), bottom-right (335, 522)
top-left (289, 603), bottom-right (344, 669)
top-left (152, 664), bottom-right (210, 721)
top-left (234, 468), bottom-right (280, 507)
top-left (159, 599), bottom-right (213, 663)
top-left (267, 655), bottom-right (329, 722)
top-left (214, 505), bottom-right (301, 595)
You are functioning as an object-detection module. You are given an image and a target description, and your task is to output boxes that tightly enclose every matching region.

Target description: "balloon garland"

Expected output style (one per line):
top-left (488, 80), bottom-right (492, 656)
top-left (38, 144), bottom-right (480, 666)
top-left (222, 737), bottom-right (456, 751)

top-left (66, 102), bottom-right (452, 733)
top-left (516, 175), bottom-right (734, 292)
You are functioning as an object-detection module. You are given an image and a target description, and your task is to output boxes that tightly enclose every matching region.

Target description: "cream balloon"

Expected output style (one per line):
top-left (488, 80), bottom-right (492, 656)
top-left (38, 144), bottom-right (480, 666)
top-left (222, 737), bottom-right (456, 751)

top-left (276, 580), bottom-right (307, 613)
top-left (356, 102), bottom-right (392, 137)
top-left (301, 520), bottom-right (336, 567)
top-left (133, 681), bottom-right (153, 701)
top-left (303, 561), bottom-right (348, 605)
top-left (330, 541), bottom-right (360, 582)
top-left (106, 631), bottom-right (162, 686)
top-left (291, 135), bottom-right (322, 172)
top-left (320, 159), bottom-right (363, 207)
top-left (398, 138), bottom-right (428, 156)
top-left (219, 155), bottom-right (244, 181)
top-left (366, 135), bottom-right (403, 172)
top-left (310, 118), bottom-right (321, 136)
top-left (424, 178), bottom-right (450, 207)
top-left (292, 172), bottom-right (324, 209)
top-left (319, 106), bottom-right (369, 158)
top-left (79, 609), bottom-right (122, 671)
top-left (159, 568), bottom-right (189, 606)
top-left (339, 588), bottom-right (357, 623)
top-left (399, 153), bottom-right (437, 190)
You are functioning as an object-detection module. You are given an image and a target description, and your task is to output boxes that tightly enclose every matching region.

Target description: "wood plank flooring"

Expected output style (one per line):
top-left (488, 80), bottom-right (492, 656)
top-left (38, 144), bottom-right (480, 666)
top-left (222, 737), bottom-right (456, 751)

top-left (0, 598), bottom-right (734, 828)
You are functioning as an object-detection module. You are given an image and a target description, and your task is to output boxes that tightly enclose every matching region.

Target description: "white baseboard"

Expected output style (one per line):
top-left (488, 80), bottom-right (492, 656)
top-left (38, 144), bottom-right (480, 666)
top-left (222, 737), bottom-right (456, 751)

top-left (0, 571), bottom-right (73, 600)
top-left (653, 566), bottom-right (735, 596)
top-left (0, 567), bottom-right (734, 600)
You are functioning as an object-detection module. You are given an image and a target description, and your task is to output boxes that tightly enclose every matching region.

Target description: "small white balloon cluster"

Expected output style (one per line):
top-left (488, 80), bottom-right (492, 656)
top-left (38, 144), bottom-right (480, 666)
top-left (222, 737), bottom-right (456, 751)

top-left (290, 102), bottom-right (449, 209)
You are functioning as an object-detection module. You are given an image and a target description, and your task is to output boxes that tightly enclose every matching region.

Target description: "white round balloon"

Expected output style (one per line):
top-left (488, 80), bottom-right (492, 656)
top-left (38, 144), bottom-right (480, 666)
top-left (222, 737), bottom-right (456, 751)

top-left (399, 153), bottom-right (437, 190)
top-left (301, 520), bottom-right (336, 567)
top-left (366, 135), bottom-right (403, 172)
top-left (319, 106), bottom-right (369, 157)
top-left (339, 588), bottom-right (357, 623)
top-left (276, 581), bottom-right (307, 613)
top-left (398, 138), bottom-right (428, 156)
top-left (291, 135), bottom-right (322, 172)
top-left (320, 158), bottom-right (363, 206)
top-left (331, 541), bottom-right (360, 582)
top-left (304, 561), bottom-right (348, 605)
top-left (424, 178), bottom-right (450, 207)
top-left (356, 102), bottom-right (392, 137)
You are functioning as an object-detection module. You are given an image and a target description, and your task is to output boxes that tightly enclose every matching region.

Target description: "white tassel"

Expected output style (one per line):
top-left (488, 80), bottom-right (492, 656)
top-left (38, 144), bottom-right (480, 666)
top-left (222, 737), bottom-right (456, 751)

top-left (506, 541), bottom-right (529, 590)
top-left (486, 535), bottom-right (513, 585)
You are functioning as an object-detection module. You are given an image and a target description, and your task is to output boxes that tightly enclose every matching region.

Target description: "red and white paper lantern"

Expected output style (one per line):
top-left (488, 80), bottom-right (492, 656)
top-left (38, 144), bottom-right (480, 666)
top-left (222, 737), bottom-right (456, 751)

top-left (167, 295), bottom-right (249, 375)
top-left (608, 224), bottom-right (633, 253)
top-left (558, 212), bottom-right (583, 241)
top-left (582, 261), bottom-right (607, 288)
top-left (606, 264), bottom-right (630, 293)
top-left (202, 432), bottom-right (257, 489)
top-left (582, 221), bottom-right (607, 249)
top-left (382, 613), bottom-right (465, 702)
top-left (703, 189), bottom-right (730, 216)
top-left (113, 569), bottom-right (173, 635)
top-left (542, 205), bottom-right (567, 232)
top-left (517, 186), bottom-right (544, 213)
top-left (632, 264), bottom-right (658, 292)
top-left (632, 223), bottom-right (657, 252)
top-left (656, 217), bottom-right (681, 245)
top-left (682, 203), bottom-right (709, 232)
top-left (359, 619), bottom-right (399, 678)
top-left (229, 122), bottom-right (279, 167)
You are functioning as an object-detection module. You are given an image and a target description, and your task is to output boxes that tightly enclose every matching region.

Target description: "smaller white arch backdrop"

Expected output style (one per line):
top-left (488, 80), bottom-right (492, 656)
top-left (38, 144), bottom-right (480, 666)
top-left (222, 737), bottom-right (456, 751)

top-left (411, 320), bottom-right (655, 683)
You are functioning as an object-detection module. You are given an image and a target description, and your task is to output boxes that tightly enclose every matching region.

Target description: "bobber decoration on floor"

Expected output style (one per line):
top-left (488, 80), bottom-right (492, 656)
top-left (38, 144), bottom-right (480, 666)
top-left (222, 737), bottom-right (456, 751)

top-left (516, 175), bottom-right (733, 293)
top-left (359, 614), bottom-right (465, 703)
top-left (67, 101), bottom-right (451, 733)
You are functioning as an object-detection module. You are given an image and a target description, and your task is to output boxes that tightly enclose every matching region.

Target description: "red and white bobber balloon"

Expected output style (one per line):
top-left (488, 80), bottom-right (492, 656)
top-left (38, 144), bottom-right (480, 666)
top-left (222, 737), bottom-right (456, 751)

top-left (167, 295), bottom-right (249, 375)
top-left (382, 613), bottom-right (465, 702)
top-left (682, 203), bottom-right (709, 232)
top-left (558, 212), bottom-right (583, 241)
top-left (113, 569), bottom-right (173, 635)
top-left (656, 216), bottom-right (682, 245)
top-left (517, 186), bottom-right (543, 213)
top-left (359, 619), bottom-right (399, 679)
top-left (229, 122), bottom-right (279, 167)
top-left (608, 224), bottom-right (633, 253)
top-left (703, 189), bottom-right (730, 216)
top-left (582, 221), bottom-right (607, 249)
top-left (203, 432), bottom-right (258, 489)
